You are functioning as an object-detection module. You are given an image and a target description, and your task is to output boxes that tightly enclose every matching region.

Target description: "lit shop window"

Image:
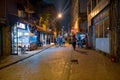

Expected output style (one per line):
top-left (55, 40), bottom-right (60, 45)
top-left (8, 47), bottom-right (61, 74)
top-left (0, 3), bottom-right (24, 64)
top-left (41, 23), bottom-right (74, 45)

top-left (17, 22), bottom-right (26, 29)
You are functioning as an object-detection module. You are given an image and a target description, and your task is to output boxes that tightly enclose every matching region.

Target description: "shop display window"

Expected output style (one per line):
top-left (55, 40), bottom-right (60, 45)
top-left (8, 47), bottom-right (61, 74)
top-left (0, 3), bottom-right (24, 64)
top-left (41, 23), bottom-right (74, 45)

top-left (11, 22), bottom-right (37, 54)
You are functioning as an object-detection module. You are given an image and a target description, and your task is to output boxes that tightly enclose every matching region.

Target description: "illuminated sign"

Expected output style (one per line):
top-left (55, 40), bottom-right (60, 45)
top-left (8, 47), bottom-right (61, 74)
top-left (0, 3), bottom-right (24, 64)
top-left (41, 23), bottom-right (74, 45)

top-left (17, 22), bottom-right (26, 29)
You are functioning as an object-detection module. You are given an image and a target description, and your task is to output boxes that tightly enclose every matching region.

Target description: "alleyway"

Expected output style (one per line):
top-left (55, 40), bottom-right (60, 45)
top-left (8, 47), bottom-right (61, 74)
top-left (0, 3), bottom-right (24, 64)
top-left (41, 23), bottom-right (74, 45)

top-left (0, 44), bottom-right (120, 80)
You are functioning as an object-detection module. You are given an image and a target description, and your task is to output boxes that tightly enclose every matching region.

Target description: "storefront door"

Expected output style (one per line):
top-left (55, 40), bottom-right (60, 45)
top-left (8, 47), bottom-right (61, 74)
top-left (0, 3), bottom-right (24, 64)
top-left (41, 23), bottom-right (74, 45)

top-left (11, 23), bottom-right (30, 54)
top-left (11, 25), bottom-right (18, 55)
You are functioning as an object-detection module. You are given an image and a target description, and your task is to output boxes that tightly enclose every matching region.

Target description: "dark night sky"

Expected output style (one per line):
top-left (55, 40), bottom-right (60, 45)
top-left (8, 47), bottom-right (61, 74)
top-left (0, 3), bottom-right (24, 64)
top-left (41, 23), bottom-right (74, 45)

top-left (43, 0), bottom-right (70, 31)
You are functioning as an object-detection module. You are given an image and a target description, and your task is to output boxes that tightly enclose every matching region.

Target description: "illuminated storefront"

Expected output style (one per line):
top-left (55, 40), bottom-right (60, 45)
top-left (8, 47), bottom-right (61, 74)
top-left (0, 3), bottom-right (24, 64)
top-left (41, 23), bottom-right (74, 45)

top-left (11, 22), bottom-right (37, 55)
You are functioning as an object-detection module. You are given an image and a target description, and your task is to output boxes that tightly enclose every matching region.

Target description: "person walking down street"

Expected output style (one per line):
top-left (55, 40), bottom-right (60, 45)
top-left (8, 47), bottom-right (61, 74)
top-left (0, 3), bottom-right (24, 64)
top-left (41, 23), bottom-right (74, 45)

top-left (58, 36), bottom-right (63, 46)
top-left (54, 37), bottom-right (58, 46)
top-left (62, 37), bottom-right (65, 46)
top-left (85, 35), bottom-right (88, 48)
top-left (71, 34), bottom-right (77, 50)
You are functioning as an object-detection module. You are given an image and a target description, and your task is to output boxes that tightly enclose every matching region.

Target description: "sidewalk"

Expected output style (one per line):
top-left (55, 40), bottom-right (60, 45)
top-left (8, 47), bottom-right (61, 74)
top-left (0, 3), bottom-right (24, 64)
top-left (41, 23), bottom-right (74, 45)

top-left (0, 44), bottom-right (53, 69)
top-left (70, 48), bottom-right (120, 80)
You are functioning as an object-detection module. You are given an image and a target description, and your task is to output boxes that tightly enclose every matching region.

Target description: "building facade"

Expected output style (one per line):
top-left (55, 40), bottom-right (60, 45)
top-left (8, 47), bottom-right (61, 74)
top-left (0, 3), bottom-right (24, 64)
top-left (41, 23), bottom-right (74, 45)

top-left (70, 0), bottom-right (88, 36)
top-left (0, 0), bottom-right (18, 56)
top-left (32, 2), bottom-right (57, 45)
top-left (87, 0), bottom-right (120, 60)
top-left (70, 0), bottom-right (79, 34)
top-left (78, 0), bottom-right (88, 33)
top-left (0, 0), bottom-right (58, 57)
top-left (0, 0), bottom-right (37, 56)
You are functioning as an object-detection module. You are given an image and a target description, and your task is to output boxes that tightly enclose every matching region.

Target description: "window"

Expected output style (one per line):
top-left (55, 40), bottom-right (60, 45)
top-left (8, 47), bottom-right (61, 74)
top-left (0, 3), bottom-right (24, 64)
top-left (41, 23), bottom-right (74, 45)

top-left (103, 17), bottom-right (109, 38)
top-left (99, 21), bottom-right (104, 38)
top-left (94, 9), bottom-right (109, 38)
top-left (95, 24), bottom-right (99, 38)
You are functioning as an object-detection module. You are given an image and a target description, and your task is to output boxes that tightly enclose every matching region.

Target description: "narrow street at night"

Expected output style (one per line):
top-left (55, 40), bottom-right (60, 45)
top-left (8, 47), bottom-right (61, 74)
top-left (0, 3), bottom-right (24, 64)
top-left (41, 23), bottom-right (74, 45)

top-left (0, 0), bottom-right (120, 80)
top-left (0, 44), bottom-right (120, 80)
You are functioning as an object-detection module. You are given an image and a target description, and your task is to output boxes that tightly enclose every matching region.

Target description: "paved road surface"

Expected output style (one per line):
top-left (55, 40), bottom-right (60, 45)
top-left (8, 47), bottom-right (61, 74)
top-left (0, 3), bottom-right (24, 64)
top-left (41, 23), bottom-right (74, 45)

top-left (0, 44), bottom-right (120, 80)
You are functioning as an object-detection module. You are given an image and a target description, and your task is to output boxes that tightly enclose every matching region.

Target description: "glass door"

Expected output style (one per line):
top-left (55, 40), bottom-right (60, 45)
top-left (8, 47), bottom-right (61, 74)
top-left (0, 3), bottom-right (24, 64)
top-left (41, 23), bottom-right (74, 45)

top-left (11, 25), bottom-right (18, 55)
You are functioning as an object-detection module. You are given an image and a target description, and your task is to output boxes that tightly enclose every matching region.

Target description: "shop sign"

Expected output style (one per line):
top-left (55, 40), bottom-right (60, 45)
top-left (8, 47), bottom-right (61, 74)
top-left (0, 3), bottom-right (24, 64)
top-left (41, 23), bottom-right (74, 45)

top-left (17, 22), bottom-right (26, 29)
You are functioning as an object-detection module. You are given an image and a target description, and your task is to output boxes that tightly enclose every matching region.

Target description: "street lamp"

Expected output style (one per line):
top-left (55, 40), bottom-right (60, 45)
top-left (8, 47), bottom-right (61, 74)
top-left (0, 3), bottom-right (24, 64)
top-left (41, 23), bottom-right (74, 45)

top-left (58, 13), bottom-right (62, 18)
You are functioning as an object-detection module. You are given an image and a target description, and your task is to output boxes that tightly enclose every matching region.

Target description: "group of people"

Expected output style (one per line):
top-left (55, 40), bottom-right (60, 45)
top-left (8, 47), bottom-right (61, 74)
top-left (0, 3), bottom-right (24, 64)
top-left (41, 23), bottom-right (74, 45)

top-left (54, 36), bottom-right (65, 46)
top-left (71, 34), bottom-right (88, 50)
top-left (53, 34), bottom-right (88, 50)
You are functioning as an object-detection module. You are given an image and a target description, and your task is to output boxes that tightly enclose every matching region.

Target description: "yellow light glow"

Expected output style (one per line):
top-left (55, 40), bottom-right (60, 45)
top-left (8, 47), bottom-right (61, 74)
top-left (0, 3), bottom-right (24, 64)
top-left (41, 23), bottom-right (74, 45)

top-left (58, 14), bottom-right (62, 18)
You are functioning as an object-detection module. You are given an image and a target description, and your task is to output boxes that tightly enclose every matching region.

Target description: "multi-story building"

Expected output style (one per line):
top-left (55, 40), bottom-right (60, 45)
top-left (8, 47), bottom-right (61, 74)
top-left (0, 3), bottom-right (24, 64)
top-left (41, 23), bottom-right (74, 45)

top-left (70, 0), bottom-right (88, 37)
top-left (70, 0), bottom-right (79, 34)
top-left (78, 0), bottom-right (88, 33)
top-left (31, 1), bottom-right (57, 45)
top-left (87, 0), bottom-right (110, 52)
top-left (87, 0), bottom-right (120, 61)
top-left (40, 3), bottom-right (57, 44)
top-left (0, 0), bottom-right (36, 56)
top-left (0, 0), bottom-right (19, 56)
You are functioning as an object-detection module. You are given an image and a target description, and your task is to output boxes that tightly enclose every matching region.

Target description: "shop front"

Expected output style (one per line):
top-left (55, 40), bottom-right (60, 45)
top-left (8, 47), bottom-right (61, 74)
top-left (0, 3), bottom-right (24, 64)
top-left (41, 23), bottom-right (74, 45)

top-left (11, 22), bottom-right (37, 55)
top-left (76, 33), bottom-right (86, 40)
top-left (36, 25), bottom-right (47, 46)
top-left (39, 32), bottom-right (46, 46)
top-left (93, 8), bottom-right (110, 53)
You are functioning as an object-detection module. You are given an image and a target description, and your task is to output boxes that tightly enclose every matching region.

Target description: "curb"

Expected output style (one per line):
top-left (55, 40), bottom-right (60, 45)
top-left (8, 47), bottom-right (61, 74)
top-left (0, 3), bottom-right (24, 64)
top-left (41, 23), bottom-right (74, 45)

top-left (0, 45), bottom-right (53, 70)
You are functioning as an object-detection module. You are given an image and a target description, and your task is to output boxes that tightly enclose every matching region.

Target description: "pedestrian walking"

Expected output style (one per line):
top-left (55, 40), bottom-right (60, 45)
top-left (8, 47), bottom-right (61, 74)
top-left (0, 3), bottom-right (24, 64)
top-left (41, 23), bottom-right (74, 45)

top-left (58, 36), bottom-right (63, 46)
top-left (54, 37), bottom-right (58, 46)
top-left (71, 34), bottom-right (77, 50)
top-left (85, 35), bottom-right (88, 48)
top-left (62, 37), bottom-right (65, 46)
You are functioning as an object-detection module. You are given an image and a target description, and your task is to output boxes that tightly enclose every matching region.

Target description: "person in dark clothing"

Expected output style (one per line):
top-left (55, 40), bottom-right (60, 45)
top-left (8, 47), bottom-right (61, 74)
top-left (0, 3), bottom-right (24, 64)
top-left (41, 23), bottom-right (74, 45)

top-left (84, 35), bottom-right (88, 48)
top-left (54, 37), bottom-right (58, 46)
top-left (71, 35), bottom-right (77, 50)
